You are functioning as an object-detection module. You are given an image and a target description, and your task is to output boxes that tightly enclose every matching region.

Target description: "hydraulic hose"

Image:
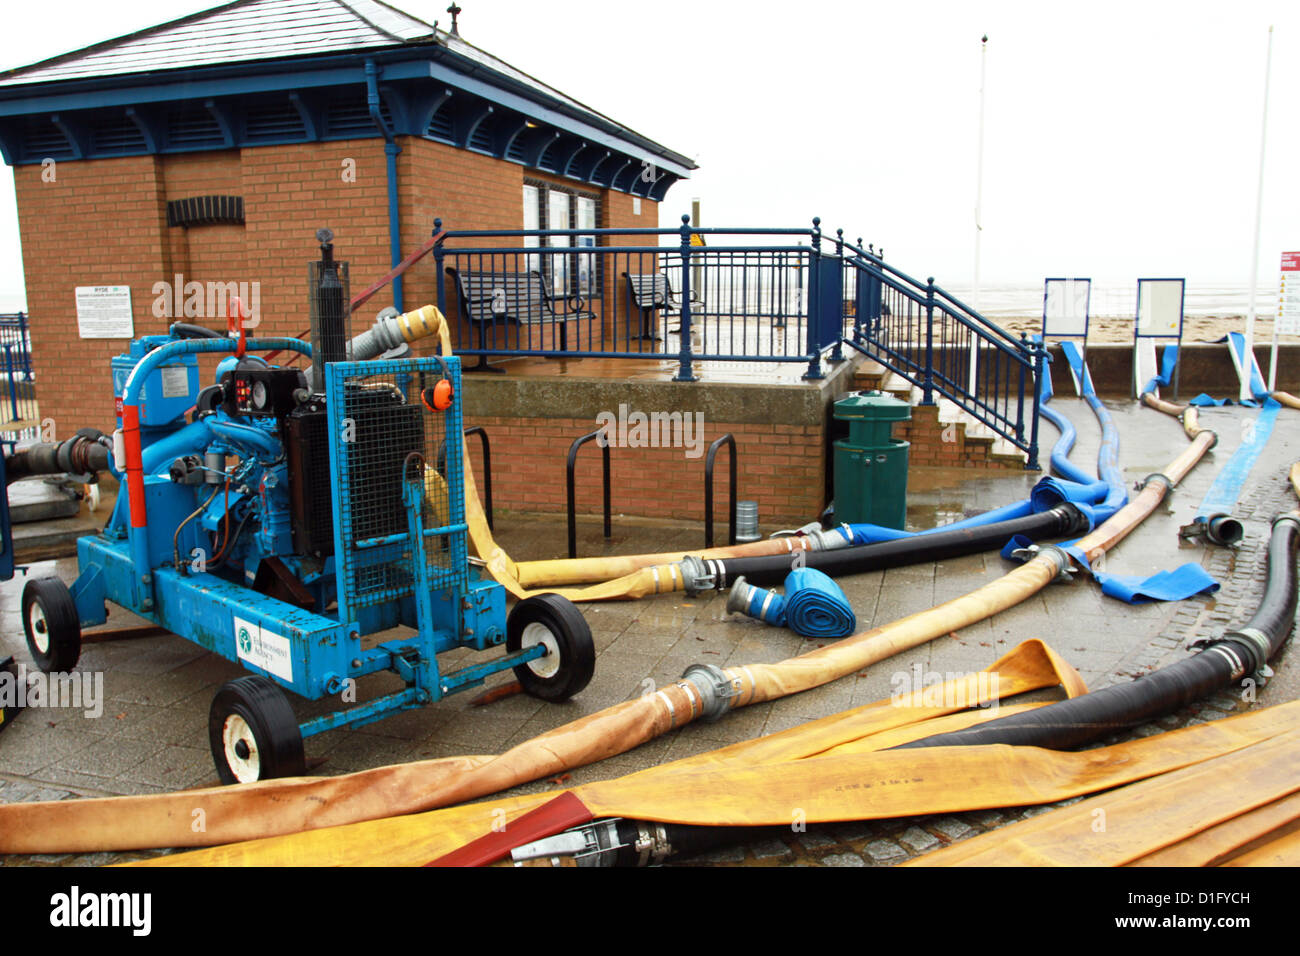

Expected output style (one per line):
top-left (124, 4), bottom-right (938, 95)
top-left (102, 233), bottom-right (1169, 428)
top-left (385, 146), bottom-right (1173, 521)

top-left (706, 504), bottom-right (1088, 589)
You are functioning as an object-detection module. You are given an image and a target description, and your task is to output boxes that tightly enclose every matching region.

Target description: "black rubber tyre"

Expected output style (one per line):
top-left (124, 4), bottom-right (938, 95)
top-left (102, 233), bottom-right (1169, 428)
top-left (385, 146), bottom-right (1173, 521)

top-left (208, 676), bottom-right (306, 784)
top-left (506, 593), bottom-right (596, 702)
top-left (22, 577), bottom-right (81, 674)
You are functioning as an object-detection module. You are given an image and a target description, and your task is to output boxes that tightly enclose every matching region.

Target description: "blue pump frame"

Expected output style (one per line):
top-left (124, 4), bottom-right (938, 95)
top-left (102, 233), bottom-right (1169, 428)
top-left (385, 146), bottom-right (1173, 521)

top-left (67, 337), bottom-right (537, 741)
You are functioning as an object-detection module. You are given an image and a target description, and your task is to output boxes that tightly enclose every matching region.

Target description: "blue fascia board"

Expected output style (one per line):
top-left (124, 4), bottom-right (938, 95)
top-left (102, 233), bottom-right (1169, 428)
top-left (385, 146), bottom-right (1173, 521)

top-left (421, 59), bottom-right (692, 178)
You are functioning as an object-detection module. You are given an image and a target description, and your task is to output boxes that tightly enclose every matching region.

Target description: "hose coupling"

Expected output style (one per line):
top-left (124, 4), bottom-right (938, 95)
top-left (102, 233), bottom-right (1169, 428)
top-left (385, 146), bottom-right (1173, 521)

top-left (1178, 513), bottom-right (1245, 548)
top-left (509, 819), bottom-right (672, 868)
top-left (681, 663), bottom-right (736, 721)
top-left (1136, 472), bottom-right (1174, 499)
top-left (770, 522), bottom-right (852, 550)
top-left (726, 575), bottom-right (788, 626)
top-left (1037, 543), bottom-right (1078, 582)
top-left (676, 555), bottom-right (721, 595)
top-left (1272, 512), bottom-right (1300, 534)
top-left (806, 523), bottom-right (854, 551)
top-left (1189, 626), bottom-right (1269, 682)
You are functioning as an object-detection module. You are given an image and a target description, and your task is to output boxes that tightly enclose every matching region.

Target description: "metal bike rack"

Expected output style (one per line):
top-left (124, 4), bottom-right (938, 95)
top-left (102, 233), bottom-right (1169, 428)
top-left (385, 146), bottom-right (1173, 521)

top-left (567, 429), bottom-right (611, 559)
top-left (704, 433), bottom-right (738, 549)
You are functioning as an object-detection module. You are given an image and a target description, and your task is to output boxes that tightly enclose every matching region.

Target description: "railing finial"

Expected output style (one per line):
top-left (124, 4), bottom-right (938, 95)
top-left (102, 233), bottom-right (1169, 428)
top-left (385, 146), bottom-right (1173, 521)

top-left (434, 217), bottom-right (443, 230)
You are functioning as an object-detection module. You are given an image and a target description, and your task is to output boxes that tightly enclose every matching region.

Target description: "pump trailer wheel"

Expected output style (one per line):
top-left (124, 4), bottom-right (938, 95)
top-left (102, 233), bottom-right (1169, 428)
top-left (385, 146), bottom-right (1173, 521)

top-left (506, 593), bottom-right (596, 702)
top-left (209, 676), bottom-right (306, 784)
top-left (22, 577), bottom-right (82, 674)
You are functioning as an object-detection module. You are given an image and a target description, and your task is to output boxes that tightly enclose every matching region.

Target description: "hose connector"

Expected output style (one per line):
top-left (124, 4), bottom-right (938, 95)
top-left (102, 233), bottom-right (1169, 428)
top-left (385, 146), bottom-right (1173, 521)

top-left (1273, 512), bottom-right (1300, 535)
top-left (675, 555), bottom-right (719, 595)
top-left (725, 575), bottom-right (787, 626)
top-left (681, 663), bottom-right (736, 721)
top-left (1179, 513), bottom-right (1245, 548)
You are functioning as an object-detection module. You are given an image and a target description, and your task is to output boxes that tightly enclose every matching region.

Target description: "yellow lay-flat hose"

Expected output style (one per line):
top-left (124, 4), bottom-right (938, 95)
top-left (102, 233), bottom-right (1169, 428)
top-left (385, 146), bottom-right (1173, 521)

top-left (1220, 826), bottom-right (1300, 866)
top-left (907, 716), bottom-right (1300, 867)
top-left (0, 637), bottom-right (1077, 854)
top-left (131, 697), bottom-right (1300, 867)
top-left (1127, 790), bottom-right (1300, 866)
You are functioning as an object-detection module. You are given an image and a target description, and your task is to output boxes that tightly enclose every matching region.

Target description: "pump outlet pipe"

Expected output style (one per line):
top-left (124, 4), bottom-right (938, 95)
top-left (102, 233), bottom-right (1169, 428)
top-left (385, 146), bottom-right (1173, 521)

top-left (4, 430), bottom-right (111, 484)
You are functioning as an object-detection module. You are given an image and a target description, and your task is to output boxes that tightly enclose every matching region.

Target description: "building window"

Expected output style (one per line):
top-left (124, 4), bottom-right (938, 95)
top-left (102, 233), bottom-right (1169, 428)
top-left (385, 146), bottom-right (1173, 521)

top-left (524, 180), bottom-right (598, 297)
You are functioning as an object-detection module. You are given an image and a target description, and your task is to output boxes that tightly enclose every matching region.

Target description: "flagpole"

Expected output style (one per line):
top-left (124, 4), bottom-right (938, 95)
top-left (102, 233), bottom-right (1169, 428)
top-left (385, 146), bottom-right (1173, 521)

top-left (1243, 25), bottom-right (1273, 400)
top-left (969, 34), bottom-right (988, 397)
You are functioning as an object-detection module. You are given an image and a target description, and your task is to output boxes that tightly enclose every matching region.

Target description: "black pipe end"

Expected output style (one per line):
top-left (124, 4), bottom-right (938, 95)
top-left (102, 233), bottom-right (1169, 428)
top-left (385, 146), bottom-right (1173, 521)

top-left (1205, 514), bottom-right (1245, 548)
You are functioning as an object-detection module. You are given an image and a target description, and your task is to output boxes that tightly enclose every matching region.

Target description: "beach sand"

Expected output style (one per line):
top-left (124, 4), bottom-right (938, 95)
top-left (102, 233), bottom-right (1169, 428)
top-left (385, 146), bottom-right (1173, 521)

top-left (997, 313), bottom-right (1285, 344)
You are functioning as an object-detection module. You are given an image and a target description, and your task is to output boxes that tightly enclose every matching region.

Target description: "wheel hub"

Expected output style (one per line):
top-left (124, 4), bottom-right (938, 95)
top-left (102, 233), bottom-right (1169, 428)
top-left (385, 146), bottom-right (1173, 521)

top-left (222, 714), bottom-right (261, 783)
top-left (519, 622), bottom-right (561, 679)
top-left (27, 605), bottom-right (50, 655)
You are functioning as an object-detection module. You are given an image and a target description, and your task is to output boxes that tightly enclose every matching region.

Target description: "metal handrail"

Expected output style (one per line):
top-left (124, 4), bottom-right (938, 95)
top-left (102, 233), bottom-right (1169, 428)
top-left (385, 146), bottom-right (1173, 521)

top-left (566, 429), bottom-right (611, 559)
top-left (704, 433), bottom-right (737, 549)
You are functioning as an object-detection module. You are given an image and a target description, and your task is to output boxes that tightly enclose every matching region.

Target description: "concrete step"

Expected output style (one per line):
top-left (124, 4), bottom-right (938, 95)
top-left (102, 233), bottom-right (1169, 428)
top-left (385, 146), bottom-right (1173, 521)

top-left (880, 372), bottom-right (1028, 466)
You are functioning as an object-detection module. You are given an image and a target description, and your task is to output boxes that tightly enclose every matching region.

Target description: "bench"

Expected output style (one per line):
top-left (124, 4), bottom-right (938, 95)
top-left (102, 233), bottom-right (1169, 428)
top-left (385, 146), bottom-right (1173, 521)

top-left (624, 273), bottom-right (705, 340)
top-left (446, 268), bottom-right (592, 371)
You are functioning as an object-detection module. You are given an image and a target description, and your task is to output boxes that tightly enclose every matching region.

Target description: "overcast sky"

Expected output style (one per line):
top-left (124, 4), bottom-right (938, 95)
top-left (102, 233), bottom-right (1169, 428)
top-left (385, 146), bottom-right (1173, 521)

top-left (1, 0), bottom-right (1297, 311)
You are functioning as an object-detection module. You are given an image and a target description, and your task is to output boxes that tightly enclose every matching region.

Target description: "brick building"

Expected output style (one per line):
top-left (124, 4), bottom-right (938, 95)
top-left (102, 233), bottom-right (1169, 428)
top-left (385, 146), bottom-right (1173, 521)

top-left (0, 0), bottom-right (694, 441)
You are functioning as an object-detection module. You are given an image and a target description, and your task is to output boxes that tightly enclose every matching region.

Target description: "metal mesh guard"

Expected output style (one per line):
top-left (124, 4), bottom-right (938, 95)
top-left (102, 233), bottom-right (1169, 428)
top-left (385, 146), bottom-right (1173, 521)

top-left (325, 358), bottom-right (467, 612)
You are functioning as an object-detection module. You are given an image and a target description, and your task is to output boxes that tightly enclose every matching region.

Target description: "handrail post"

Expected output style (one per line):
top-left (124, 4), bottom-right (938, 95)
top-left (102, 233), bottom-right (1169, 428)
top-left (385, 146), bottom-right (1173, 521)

top-left (803, 217), bottom-right (824, 380)
top-left (433, 218), bottom-right (447, 321)
top-left (567, 429), bottom-right (612, 559)
top-left (704, 432), bottom-right (737, 548)
top-left (1027, 341), bottom-right (1045, 471)
top-left (922, 277), bottom-right (936, 406)
top-left (674, 214), bottom-right (697, 382)
top-left (4, 345), bottom-right (16, 421)
top-left (18, 311), bottom-right (31, 380)
top-left (828, 228), bottom-right (845, 364)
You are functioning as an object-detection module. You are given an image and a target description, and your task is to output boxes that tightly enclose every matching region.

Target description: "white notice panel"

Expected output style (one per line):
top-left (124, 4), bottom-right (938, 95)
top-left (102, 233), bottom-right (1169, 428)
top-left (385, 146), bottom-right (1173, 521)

top-left (1279, 252), bottom-right (1300, 336)
top-left (75, 286), bottom-right (134, 339)
top-left (1135, 279), bottom-right (1184, 338)
top-left (1042, 278), bottom-right (1091, 337)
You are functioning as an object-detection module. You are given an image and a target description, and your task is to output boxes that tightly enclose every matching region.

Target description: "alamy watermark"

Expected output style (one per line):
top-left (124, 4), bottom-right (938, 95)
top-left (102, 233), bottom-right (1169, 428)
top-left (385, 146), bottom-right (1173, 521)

top-left (0, 663), bottom-right (104, 718)
top-left (595, 403), bottom-right (706, 459)
top-left (151, 273), bottom-right (261, 327)
top-left (889, 662), bottom-right (1000, 710)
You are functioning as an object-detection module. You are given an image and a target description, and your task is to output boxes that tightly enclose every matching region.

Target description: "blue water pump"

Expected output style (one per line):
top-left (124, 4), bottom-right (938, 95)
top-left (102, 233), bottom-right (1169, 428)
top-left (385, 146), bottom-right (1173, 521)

top-left (16, 234), bottom-right (595, 783)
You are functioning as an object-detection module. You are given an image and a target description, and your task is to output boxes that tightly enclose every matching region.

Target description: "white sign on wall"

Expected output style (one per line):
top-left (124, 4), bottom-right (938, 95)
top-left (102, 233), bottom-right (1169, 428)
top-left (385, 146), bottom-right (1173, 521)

top-left (75, 286), bottom-right (134, 339)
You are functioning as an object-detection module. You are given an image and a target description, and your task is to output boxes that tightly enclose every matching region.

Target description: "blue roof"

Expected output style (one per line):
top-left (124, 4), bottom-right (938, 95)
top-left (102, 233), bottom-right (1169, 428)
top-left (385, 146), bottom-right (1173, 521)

top-left (0, 0), bottom-right (694, 191)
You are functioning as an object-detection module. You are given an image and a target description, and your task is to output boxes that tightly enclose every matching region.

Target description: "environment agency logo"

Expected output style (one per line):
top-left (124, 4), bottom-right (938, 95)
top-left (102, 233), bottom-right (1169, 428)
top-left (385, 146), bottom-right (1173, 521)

top-left (238, 626), bottom-right (253, 655)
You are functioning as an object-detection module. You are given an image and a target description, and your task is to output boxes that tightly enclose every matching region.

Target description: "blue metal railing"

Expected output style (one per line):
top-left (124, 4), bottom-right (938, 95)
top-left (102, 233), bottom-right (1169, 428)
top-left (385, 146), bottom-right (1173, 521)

top-left (430, 218), bottom-right (1041, 468)
top-left (838, 236), bottom-right (1043, 468)
top-left (0, 312), bottom-right (37, 433)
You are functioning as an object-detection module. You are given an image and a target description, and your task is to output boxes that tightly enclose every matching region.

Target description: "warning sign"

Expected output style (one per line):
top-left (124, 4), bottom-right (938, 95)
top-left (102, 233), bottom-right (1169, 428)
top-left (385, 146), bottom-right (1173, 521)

top-left (1279, 252), bottom-right (1300, 336)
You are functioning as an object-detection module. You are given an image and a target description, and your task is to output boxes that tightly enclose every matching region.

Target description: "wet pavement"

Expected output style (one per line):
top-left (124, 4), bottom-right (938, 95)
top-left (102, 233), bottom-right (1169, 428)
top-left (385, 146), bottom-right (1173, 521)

top-left (0, 396), bottom-right (1296, 867)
